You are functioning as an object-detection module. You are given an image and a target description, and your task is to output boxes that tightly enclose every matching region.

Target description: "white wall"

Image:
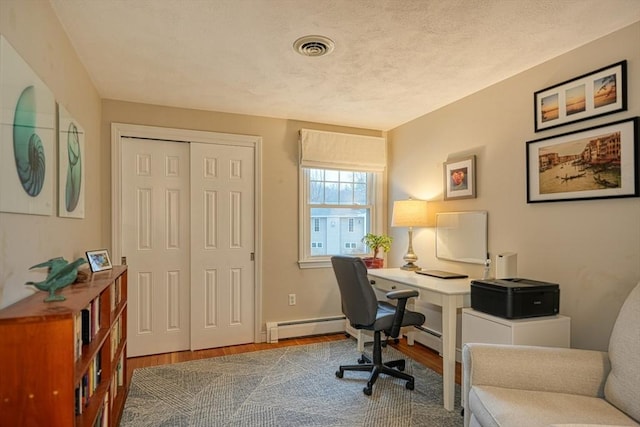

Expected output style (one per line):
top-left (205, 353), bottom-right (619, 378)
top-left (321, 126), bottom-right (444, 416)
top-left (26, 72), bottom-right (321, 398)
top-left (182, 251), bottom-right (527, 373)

top-left (388, 22), bottom-right (640, 351)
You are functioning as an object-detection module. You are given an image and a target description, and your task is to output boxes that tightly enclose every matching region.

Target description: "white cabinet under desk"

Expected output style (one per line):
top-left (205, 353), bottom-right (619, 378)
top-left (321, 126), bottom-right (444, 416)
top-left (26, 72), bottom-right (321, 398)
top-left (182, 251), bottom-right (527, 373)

top-left (462, 307), bottom-right (571, 348)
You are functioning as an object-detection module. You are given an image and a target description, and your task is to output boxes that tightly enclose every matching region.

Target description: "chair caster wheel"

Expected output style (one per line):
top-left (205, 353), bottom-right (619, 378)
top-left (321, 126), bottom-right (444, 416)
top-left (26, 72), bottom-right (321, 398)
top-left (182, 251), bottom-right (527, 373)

top-left (397, 361), bottom-right (406, 372)
top-left (363, 386), bottom-right (372, 396)
top-left (357, 356), bottom-right (366, 364)
top-left (335, 370), bottom-right (343, 378)
top-left (394, 338), bottom-right (399, 344)
top-left (406, 381), bottom-right (414, 390)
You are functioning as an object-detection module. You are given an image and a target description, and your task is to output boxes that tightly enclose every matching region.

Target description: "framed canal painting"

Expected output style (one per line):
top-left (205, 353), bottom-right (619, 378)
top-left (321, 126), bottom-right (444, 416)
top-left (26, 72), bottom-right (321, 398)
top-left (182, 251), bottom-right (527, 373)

top-left (534, 60), bottom-right (627, 132)
top-left (526, 117), bottom-right (638, 203)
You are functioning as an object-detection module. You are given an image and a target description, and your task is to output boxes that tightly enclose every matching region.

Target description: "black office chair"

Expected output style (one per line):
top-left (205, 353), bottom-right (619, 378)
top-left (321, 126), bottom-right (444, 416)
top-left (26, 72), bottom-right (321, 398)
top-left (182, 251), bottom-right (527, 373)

top-left (331, 255), bottom-right (426, 395)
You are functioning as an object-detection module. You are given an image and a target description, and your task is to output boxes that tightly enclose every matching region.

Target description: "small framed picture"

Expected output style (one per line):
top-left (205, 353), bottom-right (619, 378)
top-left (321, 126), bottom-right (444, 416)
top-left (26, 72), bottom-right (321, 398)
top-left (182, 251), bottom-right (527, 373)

top-left (443, 155), bottom-right (476, 200)
top-left (86, 249), bottom-right (113, 272)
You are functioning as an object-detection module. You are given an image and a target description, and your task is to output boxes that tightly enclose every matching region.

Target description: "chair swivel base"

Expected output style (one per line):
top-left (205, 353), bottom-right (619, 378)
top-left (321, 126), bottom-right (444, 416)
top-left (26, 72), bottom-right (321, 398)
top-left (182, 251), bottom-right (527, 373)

top-left (335, 332), bottom-right (416, 396)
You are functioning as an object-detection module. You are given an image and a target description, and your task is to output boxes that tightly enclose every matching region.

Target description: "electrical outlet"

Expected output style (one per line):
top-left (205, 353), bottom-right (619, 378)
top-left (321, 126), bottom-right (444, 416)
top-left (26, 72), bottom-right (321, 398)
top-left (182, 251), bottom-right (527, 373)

top-left (288, 293), bottom-right (296, 306)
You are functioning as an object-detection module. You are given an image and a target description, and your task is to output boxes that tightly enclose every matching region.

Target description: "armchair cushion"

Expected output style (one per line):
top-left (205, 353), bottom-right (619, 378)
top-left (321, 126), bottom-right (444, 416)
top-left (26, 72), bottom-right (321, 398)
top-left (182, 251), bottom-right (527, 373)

top-left (469, 386), bottom-right (638, 427)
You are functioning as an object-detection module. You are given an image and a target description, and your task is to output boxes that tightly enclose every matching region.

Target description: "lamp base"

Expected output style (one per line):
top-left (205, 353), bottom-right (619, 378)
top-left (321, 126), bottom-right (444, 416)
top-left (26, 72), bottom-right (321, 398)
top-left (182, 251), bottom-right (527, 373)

top-left (400, 262), bottom-right (420, 271)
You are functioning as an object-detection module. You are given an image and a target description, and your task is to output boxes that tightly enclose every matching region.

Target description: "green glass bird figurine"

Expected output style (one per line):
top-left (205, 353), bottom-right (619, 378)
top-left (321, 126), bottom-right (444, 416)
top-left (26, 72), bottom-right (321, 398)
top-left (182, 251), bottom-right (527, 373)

top-left (26, 257), bottom-right (88, 302)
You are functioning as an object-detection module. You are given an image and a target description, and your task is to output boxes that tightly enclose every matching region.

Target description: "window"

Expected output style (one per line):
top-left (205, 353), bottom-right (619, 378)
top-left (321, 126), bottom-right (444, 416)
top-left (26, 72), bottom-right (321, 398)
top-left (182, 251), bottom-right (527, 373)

top-left (298, 129), bottom-right (386, 268)
top-left (299, 167), bottom-right (384, 268)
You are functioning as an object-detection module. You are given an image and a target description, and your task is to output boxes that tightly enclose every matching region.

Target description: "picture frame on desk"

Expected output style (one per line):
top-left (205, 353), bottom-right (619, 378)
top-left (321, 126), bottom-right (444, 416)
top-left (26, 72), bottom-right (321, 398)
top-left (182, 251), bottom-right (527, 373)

top-left (86, 249), bottom-right (113, 272)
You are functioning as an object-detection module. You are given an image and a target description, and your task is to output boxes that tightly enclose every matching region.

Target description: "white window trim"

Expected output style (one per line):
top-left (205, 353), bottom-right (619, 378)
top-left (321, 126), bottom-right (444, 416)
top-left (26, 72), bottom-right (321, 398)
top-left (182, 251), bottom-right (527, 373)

top-left (298, 168), bottom-right (385, 269)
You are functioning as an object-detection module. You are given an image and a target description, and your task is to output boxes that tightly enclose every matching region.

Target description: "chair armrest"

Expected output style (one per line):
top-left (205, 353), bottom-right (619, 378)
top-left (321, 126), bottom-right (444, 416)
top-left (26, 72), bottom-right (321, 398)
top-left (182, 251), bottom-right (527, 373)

top-left (386, 289), bottom-right (419, 300)
top-left (384, 289), bottom-right (419, 338)
top-left (463, 343), bottom-right (610, 398)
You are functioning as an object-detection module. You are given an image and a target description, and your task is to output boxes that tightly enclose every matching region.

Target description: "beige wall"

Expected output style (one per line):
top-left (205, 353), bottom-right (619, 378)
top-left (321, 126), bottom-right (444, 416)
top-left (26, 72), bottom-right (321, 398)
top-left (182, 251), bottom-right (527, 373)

top-left (388, 22), bottom-right (640, 351)
top-left (101, 100), bottom-right (383, 329)
top-left (1, 0), bottom-right (638, 352)
top-left (0, 0), bottom-right (102, 307)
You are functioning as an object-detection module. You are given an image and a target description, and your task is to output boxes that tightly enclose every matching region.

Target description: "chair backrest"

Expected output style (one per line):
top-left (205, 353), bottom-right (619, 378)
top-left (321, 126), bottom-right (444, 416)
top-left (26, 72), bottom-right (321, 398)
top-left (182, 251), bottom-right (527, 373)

top-left (331, 256), bottom-right (379, 328)
top-left (604, 282), bottom-right (640, 422)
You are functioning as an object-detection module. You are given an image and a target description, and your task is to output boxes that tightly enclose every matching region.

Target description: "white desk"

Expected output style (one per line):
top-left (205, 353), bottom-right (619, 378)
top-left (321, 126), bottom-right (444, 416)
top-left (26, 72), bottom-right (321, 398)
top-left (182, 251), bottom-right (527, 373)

top-left (367, 268), bottom-right (471, 411)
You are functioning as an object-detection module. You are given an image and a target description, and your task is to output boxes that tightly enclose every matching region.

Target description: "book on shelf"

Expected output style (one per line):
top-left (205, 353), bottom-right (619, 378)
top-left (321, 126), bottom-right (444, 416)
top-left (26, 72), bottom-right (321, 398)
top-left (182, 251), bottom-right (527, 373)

top-left (117, 353), bottom-right (124, 386)
top-left (75, 354), bottom-right (102, 415)
top-left (81, 307), bottom-right (91, 345)
top-left (74, 312), bottom-right (83, 360)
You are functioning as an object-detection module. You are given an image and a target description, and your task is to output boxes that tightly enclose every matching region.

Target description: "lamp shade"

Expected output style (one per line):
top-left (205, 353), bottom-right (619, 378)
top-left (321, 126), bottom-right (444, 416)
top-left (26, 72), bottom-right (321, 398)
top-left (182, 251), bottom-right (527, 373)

top-left (391, 199), bottom-right (429, 227)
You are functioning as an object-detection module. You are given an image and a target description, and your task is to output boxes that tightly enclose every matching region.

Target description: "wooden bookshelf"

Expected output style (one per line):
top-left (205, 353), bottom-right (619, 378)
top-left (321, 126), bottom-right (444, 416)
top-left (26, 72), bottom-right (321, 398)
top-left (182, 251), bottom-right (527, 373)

top-left (0, 265), bottom-right (128, 427)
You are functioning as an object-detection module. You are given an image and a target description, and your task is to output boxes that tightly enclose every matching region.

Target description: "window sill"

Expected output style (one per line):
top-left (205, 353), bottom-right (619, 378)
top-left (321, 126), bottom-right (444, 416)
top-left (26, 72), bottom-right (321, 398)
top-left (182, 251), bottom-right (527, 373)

top-left (298, 259), bottom-right (332, 269)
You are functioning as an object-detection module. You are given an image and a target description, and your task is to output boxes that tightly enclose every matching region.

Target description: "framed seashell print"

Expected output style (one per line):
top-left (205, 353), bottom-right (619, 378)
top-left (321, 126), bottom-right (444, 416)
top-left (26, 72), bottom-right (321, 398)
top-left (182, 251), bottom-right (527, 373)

top-left (0, 35), bottom-right (55, 215)
top-left (58, 104), bottom-right (85, 218)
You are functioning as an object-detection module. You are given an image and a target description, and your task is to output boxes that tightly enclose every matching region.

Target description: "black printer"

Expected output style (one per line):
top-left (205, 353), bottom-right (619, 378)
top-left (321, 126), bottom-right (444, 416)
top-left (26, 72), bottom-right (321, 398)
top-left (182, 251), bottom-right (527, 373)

top-left (471, 278), bottom-right (560, 319)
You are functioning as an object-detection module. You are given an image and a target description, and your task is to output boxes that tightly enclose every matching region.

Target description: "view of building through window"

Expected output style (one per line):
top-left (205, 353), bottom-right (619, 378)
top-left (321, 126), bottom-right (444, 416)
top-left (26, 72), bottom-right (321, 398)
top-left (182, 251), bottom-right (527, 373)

top-left (308, 169), bottom-right (372, 256)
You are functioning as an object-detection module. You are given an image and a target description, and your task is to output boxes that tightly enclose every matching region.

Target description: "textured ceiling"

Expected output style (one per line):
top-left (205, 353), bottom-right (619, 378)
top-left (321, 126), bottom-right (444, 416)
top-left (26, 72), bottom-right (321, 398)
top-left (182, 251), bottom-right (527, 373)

top-left (49, 0), bottom-right (640, 131)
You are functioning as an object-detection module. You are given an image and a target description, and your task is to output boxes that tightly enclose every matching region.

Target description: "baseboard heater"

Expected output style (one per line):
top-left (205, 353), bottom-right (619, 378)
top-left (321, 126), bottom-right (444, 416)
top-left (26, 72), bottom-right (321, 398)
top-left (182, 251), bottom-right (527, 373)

top-left (414, 325), bottom-right (442, 338)
top-left (266, 315), bottom-right (346, 343)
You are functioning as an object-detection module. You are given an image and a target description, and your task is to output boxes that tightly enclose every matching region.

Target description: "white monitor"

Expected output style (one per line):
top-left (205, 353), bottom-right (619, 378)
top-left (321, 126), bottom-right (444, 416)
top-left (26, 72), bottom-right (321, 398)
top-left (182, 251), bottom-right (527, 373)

top-left (435, 211), bottom-right (488, 265)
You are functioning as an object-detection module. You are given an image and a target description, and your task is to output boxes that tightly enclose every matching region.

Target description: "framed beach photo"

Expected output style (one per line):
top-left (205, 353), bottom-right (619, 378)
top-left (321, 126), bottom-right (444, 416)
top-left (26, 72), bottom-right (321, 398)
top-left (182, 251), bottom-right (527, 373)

top-left (534, 60), bottom-right (627, 132)
top-left (526, 117), bottom-right (638, 203)
top-left (86, 249), bottom-right (113, 272)
top-left (443, 155), bottom-right (476, 200)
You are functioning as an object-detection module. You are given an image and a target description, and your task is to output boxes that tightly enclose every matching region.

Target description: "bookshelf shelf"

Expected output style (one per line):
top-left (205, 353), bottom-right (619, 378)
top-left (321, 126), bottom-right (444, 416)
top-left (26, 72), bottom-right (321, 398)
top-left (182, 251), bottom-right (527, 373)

top-left (0, 265), bottom-right (128, 427)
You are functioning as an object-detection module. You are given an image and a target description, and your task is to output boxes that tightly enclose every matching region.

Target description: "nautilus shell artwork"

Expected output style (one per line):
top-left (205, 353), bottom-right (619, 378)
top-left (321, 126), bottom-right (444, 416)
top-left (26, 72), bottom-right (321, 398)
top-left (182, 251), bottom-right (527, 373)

top-left (0, 34), bottom-right (54, 216)
top-left (65, 122), bottom-right (82, 211)
top-left (13, 85), bottom-right (46, 197)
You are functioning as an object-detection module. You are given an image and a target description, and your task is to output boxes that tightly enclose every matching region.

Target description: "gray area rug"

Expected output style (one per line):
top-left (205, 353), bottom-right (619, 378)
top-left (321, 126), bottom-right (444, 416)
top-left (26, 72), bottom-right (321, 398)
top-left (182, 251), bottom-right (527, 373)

top-left (120, 339), bottom-right (463, 426)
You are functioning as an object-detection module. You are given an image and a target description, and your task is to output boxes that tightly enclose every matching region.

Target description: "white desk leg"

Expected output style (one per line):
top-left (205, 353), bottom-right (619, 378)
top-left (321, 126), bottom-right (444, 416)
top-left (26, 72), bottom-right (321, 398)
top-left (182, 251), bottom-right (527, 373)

top-left (442, 296), bottom-right (457, 411)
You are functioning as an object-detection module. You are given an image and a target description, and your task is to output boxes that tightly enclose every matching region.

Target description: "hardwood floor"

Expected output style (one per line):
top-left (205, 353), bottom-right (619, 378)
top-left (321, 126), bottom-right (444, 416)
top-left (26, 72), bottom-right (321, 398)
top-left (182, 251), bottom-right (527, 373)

top-left (126, 333), bottom-right (462, 386)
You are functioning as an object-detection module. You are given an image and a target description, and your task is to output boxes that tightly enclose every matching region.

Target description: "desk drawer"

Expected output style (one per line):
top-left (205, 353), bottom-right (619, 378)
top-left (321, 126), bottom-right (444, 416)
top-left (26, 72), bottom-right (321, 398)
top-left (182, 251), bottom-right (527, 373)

top-left (369, 276), bottom-right (407, 292)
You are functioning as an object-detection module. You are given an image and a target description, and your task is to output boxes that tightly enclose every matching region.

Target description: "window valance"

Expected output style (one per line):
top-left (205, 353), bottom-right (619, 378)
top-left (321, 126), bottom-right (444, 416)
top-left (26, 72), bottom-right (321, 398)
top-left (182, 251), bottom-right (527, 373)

top-left (299, 129), bottom-right (386, 172)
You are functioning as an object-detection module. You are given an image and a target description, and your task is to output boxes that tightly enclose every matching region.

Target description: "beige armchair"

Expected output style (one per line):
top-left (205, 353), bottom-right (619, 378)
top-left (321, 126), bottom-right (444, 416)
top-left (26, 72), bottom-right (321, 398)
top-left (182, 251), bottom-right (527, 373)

top-left (463, 282), bottom-right (640, 427)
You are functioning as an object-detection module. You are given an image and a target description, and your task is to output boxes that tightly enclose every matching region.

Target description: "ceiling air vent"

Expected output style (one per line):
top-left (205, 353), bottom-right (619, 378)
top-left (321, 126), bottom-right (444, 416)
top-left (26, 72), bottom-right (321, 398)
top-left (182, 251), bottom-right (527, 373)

top-left (293, 35), bottom-right (335, 57)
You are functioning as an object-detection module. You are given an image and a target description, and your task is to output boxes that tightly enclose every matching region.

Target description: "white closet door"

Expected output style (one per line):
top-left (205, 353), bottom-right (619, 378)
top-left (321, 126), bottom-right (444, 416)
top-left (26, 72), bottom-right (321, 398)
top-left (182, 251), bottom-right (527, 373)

top-left (190, 142), bottom-right (255, 350)
top-left (122, 137), bottom-right (191, 357)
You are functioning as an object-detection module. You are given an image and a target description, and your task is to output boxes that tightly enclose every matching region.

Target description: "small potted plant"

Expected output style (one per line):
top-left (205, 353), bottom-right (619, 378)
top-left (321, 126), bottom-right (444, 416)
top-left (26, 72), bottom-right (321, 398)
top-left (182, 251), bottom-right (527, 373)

top-left (361, 233), bottom-right (392, 269)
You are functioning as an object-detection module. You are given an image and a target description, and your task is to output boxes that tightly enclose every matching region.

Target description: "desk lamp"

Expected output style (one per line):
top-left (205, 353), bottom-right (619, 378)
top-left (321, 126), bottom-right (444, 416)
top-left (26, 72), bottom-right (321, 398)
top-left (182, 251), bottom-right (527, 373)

top-left (391, 199), bottom-right (429, 271)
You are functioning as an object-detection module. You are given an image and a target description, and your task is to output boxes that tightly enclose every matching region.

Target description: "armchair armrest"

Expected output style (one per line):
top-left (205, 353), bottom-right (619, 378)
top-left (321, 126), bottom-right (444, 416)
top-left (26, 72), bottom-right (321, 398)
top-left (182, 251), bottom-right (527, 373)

top-left (463, 343), bottom-right (610, 398)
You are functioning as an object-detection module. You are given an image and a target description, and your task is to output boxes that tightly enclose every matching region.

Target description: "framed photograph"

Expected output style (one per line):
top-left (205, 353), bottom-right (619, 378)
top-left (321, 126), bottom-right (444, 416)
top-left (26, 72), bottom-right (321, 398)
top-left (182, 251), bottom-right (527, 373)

top-left (534, 60), bottom-right (627, 132)
top-left (443, 155), bottom-right (476, 200)
top-left (527, 117), bottom-right (638, 203)
top-left (86, 249), bottom-right (113, 272)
